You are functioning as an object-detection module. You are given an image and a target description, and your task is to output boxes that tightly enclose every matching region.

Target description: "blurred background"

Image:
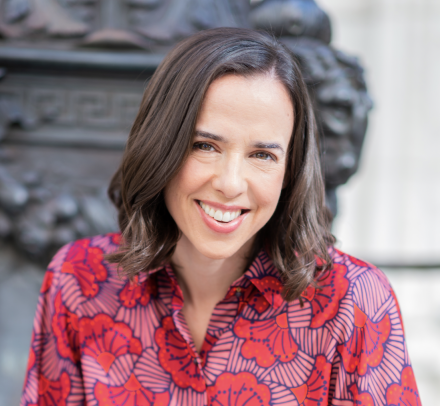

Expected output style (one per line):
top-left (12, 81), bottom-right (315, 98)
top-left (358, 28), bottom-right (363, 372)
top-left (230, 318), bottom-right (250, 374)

top-left (0, 0), bottom-right (439, 404)
top-left (320, 1), bottom-right (440, 404)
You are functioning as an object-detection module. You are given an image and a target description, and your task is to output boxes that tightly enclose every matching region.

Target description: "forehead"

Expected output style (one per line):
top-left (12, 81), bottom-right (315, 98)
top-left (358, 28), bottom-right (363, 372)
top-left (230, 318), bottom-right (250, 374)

top-left (197, 74), bottom-right (294, 144)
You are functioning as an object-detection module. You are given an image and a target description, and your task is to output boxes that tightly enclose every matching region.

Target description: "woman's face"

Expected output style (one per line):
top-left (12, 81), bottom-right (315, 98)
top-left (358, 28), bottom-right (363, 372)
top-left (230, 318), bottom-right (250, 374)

top-left (164, 74), bottom-right (294, 260)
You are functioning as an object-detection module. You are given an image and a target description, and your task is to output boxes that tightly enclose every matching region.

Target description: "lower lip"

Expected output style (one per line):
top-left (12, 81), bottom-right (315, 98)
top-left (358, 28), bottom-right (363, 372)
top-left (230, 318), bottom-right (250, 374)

top-left (195, 201), bottom-right (248, 234)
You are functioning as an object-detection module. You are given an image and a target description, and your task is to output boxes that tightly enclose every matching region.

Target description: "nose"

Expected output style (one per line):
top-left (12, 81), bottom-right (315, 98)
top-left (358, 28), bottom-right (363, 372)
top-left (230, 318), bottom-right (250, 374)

top-left (211, 152), bottom-right (247, 199)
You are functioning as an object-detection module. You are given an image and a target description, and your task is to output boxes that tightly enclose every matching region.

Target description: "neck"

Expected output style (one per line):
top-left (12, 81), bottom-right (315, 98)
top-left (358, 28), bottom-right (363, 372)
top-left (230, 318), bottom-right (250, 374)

top-left (171, 235), bottom-right (254, 308)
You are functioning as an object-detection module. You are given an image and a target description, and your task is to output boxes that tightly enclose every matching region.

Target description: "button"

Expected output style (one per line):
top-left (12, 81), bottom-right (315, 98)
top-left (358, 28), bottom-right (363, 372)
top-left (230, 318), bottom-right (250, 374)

top-left (235, 287), bottom-right (242, 298)
top-left (193, 358), bottom-right (198, 364)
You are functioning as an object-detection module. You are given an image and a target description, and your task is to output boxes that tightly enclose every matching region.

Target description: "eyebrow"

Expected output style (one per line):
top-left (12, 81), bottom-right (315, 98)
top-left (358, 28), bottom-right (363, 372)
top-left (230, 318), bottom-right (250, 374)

top-left (195, 130), bottom-right (285, 154)
top-left (195, 130), bottom-right (226, 142)
top-left (253, 142), bottom-right (285, 154)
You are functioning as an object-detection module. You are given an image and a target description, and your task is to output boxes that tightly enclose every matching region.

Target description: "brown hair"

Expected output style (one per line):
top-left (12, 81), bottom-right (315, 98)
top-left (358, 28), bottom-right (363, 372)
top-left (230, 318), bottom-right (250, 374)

top-left (107, 27), bottom-right (335, 302)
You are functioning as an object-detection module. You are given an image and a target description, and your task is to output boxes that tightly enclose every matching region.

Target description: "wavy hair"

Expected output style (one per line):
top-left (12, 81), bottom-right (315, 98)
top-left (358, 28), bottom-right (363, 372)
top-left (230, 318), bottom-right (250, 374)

top-left (107, 27), bottom-right (335, 301)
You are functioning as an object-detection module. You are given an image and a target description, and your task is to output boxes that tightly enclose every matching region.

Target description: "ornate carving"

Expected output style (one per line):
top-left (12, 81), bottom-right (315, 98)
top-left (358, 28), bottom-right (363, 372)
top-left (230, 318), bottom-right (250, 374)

top-left (280, 37), bottom-right (372, 215)
top-left (250, 0), bottom-right (331, 44)
top-left (248, 0), bottom-right (372, 216)
top-left (0, 0), bottom-right (89, 38)
top-left (4, 0), bottom-right (30, 23)
top-left (136, 0), bottom-right (250, 45)
top-left (0, 0), bottom-right (373, 261)
top-left (0, 70), bottom-right (132, 260)
top-left (0, 140), bottom-right (119, 260)
top-left (80, 0), bottom-right (149, 49)
top-left (0, 68), bottom-right (37, 140)
top-left (0, 74), bottom-right (142, 133)
top-left (0, 0), bottom-right (250, 49)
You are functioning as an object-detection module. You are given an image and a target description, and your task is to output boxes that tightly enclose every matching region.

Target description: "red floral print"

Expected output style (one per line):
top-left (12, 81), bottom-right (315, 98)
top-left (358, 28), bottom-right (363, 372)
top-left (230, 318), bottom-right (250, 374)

top-left (200, 332), bottom-right (217, 367)
top-left (225, 285), bottom-right (270, 315)
top-left (291, 384), bottom-right (308, 405)
top-left (338, 303), bottom-right (391, 375)
top-left (349, 385), bottom-right (375, 406)
top-left (80, 314), bottom-right (142, 373)
top-left (38, 372), bottom-right (70, 406)
top-left (291, 355), bottom-right (332, 405)
top-left (234, 312), bottom-right (298, 367)
top-left (40, 270), bottom-right (54, 293)
top-left (207, 372), bottom-right (271, 405)
top-left (27, 346), bottom-right (35, 373)
top-left (345, 252), bottom-right (373, 268)
top-left (52, 292), bottom-right (80, 363)
top-left (386, 367), bottom-right (421, 406)
top-left (25, 332), bottom-right (36, 382)
top-left (391, 288), bottom-right (405, 335)
top-left (250, 276), bottom-right (284, 309)
top-left (21, 235), bottom-right (420, 406)
top-left (61, 239), bottom-right (107, 298)
top-left (94, 374), bottom-right (170, 406)
top-left (248, 292), bottom-right (271, 314)
top-left (119, 276), bottom-right (156, 308)
top-left (110, 233), bottom-right (121, 245)
top-left (155, 316), bottom-right (205, 392)
top-left (302, 263), bottom-right (349, 328)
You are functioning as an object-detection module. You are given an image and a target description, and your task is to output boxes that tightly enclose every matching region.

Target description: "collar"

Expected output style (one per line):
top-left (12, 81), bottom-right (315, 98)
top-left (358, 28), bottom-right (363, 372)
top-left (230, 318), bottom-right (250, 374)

top-left (243, 250), bottom-right (284, 309)
top-left (147, 250), bottom-right (284, 310)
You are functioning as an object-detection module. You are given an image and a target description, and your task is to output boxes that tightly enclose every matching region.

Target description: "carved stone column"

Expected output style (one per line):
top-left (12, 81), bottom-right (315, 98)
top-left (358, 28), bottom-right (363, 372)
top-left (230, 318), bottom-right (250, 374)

top-left (0, 0), bottom-right (371, 261)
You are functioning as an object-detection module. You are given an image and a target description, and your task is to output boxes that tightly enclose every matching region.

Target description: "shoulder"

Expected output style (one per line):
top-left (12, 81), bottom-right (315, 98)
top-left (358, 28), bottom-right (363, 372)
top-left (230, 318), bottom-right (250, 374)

top-left (43, 233), bottom-right (124, 304)
top-left (48, 233), bottom-right (121, 273)
top-left (330, 247), bottom-right (394, 311)
top-left (292, 248), bottom-right (397, 341)
top-left (331, 247), bottom-right (390, 285)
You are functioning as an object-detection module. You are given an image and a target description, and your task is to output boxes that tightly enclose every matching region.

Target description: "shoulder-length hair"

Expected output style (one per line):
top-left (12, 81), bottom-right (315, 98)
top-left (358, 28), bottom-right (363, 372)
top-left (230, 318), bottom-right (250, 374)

top-left (107, 27), bottom-right (335, 302)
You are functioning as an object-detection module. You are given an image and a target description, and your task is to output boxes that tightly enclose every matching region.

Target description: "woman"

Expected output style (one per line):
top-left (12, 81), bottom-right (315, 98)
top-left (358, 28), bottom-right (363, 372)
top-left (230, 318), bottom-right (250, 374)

top-left (21, 28), bottom-right (420, 406)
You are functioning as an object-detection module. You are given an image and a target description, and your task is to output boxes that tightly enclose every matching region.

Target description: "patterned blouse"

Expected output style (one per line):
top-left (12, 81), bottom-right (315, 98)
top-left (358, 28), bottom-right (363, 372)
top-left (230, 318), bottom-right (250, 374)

top-left (21, 233), bottom-right (420, 406)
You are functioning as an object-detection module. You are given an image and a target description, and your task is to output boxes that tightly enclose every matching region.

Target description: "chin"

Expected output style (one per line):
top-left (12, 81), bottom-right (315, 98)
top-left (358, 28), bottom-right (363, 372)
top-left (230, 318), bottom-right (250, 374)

top-left (196, 240), bottom-right (247, 260)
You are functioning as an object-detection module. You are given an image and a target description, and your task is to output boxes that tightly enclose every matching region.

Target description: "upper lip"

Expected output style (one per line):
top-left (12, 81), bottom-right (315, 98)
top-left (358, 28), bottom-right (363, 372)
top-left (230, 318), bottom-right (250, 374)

top-left (197, 199), bottom-right (249, 212)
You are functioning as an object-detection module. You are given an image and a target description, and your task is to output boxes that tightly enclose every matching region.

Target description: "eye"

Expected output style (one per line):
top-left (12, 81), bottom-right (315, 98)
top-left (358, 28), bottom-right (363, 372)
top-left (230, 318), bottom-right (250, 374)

top-left (193, 142), bottom-right (215, 152)
top-left (252, 151), bottom-right (275, 161)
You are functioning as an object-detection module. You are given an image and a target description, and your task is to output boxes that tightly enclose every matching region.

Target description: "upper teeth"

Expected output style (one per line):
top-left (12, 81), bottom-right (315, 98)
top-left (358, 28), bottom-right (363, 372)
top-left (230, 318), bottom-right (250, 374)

top-left (199, 201), bottom-right (241, 223)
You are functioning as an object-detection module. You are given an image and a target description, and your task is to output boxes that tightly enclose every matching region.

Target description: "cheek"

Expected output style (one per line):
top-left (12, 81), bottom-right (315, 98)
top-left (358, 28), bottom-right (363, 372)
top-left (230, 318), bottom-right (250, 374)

top-left (250, 170), bottom-right (285, 213)
top-left (165, 157), bottom-right (212, 206)
top-left (179, 157), bottom-right (213, 194)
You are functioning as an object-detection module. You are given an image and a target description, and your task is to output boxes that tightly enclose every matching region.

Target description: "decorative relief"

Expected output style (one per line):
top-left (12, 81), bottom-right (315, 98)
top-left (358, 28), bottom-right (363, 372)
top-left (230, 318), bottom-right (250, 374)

top-left (134, 0), bottom-right (250, 45)
top-left (0, 70), bottom-right (37, 139)
top-left (0, 72), bottom-right (133, 259)
top-left (0, 0), bottom-right (250, 50)
top-left (0, 0), bottom-right (373, 261)
top-left (1, 0), bottom-right (89, 38)
top-left (250, 0), bottom-right (332, 44)
top-left (280, 37), bottom-right (373, 215)
top-left (0, 76), bottom-right (143, 130)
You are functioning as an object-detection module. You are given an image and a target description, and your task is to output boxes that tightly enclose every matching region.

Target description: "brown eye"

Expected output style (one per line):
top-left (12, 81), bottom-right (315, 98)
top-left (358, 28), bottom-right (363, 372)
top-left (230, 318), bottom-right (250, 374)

top-left (254, 152), bottom-right (273, 161)
top-left (194, 142), bottom-right (214, 151)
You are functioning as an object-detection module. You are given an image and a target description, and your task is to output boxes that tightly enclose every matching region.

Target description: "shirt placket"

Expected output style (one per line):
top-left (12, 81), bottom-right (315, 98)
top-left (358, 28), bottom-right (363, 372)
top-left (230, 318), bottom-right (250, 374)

top-left (164, 267), bottom-right (208, 403)
top-left (164, 266), bottom-right (254, 404)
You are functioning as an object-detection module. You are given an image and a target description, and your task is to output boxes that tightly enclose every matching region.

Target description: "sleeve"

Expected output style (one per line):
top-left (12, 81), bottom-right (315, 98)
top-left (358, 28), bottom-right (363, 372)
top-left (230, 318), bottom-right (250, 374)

top-left (330, 267), bottom-right (422, 406)
top-left (20, 243), bottom-right (85, 406)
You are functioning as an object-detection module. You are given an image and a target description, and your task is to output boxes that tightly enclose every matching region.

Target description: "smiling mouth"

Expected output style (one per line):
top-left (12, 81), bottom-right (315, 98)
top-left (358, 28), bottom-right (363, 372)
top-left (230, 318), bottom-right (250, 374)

top-left (198, 201), bottom-right (248, 223)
